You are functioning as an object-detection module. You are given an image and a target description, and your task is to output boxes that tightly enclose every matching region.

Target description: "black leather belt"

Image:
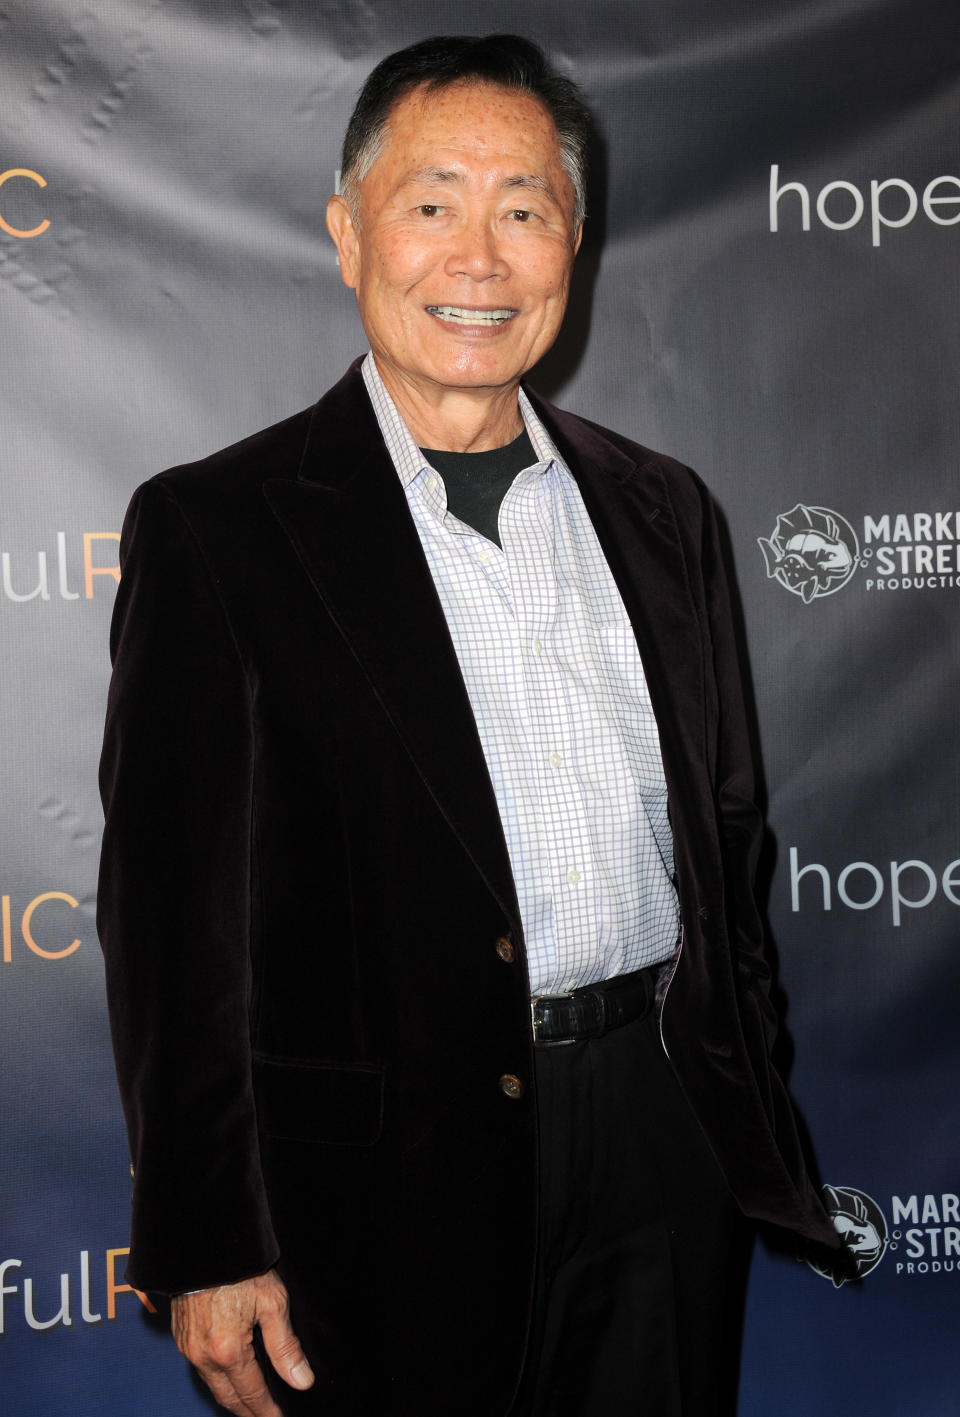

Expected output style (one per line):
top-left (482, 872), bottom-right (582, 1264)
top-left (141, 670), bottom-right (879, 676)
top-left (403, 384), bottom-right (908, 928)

top-left (530, 963), bottom-right (659, 1047)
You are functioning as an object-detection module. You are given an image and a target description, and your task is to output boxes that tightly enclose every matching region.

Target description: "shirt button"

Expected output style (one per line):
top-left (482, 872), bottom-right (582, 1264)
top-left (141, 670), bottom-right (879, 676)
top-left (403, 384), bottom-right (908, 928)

top-left (477, 548), bottom-right (492, 564)
top-left (427, 474), bottom-right (440, 493)
top-left (495, 936), bottom-right (516, 963)
top-left (549, 752), bottom-right (562, 767)
top-left (499, 1073), bottom-right (524, 1100)
top-left (567, 868), bottom-right (581, 885)
top-left (532, 638), bottom-right (542, 654)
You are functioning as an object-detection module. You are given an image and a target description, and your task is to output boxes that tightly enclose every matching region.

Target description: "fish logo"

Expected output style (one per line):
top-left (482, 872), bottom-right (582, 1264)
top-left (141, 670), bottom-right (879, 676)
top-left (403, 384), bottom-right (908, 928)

top-left (758, 504), bottom-right (860, 601)
top-left (808, 1184), bottom-right (889, 1284)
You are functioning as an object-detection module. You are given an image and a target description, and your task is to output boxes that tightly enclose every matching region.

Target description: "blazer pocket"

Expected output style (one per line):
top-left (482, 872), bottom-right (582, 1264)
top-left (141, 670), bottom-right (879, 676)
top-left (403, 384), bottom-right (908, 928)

top-left (253, 1054), bottom-right (385, 1147)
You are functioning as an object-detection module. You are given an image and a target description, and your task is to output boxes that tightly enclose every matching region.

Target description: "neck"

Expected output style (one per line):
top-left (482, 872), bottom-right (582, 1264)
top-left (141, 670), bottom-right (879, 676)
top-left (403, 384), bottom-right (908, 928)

top-left (373, 357), bottom-right (525, 452)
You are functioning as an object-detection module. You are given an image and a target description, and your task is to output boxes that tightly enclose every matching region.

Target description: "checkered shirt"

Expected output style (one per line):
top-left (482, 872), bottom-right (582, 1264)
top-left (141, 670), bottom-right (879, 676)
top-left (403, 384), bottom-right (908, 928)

top-left (362, 354), bottom-right (679, 996)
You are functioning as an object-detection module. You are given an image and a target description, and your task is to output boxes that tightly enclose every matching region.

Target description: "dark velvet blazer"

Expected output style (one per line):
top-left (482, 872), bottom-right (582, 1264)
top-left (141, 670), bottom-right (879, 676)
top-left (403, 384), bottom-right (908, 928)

top-left (98, 360), bottom-right (838, 1416)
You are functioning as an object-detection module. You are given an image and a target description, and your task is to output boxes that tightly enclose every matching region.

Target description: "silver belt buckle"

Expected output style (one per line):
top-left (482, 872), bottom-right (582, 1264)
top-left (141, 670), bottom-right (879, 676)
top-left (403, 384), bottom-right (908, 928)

top-left (531, 992), bottom-right (578, 1047)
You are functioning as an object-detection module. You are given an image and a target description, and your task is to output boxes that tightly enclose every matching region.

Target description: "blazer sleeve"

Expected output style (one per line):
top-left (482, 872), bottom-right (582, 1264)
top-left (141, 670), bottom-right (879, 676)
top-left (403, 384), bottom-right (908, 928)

top-left (697, 486), bottom-right (778, 1031)
top-left (97, 478), bottom-right (279, 1295)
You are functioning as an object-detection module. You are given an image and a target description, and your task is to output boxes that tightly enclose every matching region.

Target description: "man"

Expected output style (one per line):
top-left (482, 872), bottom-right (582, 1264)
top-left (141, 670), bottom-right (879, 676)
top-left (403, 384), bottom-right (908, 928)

top-left (98, 34), bottom-right (842, 1417)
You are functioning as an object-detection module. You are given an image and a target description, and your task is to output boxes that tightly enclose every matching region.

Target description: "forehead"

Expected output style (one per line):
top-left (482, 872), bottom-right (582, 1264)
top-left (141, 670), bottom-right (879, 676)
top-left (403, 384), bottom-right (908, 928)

top-left (374, 80), bottom-right (566, 181)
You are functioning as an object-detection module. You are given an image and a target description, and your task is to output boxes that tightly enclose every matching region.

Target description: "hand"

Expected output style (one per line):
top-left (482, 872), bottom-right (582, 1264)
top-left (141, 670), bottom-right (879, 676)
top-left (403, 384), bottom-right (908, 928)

top-left (171, 1268), bottom-right (315, 1416)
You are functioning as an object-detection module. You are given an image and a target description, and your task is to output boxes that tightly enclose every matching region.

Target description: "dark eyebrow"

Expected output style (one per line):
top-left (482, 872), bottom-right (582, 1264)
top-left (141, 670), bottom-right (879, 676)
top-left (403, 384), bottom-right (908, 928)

top-left (399, 168), bottom-right (561, 204)
top-left (500, 174), bottom-right (553, 198)
top-left (400, 166), bottom-right (464, 188)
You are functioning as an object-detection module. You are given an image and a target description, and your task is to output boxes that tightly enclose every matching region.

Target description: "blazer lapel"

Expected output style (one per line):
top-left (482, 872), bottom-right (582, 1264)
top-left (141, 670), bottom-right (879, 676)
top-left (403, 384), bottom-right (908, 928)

top-left (263, 363), bottom-right (521, 928)
top-left (526, 389), bottom-right (709, 767)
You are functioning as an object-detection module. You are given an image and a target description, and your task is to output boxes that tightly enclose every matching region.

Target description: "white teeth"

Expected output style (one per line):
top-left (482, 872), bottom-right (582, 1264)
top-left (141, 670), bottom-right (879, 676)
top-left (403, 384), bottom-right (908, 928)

top-left (427, 306), bottom-right (514, 324)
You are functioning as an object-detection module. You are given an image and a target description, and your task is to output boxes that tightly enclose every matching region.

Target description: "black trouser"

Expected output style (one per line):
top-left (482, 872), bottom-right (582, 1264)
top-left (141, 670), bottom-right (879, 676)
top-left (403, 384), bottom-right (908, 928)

top-left (511, 1003), bottom-right (751, 1417)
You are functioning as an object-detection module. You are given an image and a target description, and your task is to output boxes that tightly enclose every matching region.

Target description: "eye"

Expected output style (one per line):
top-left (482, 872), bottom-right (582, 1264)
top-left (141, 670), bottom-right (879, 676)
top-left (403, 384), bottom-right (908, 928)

top-left (508, 208), bottom-right (535, 222)
top-left (416, 204), bottom-right (444, 217)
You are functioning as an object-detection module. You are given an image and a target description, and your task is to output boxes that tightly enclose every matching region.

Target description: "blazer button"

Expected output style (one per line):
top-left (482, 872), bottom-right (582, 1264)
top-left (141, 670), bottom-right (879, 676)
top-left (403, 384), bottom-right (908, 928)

top-left (499, 1073), bottom-right (524, 1100)
top-left (495, 936), bottom-right (516, 963)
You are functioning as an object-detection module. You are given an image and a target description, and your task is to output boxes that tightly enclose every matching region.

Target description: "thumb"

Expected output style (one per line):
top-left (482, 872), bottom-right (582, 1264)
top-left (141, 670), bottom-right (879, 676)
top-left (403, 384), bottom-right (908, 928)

top-left (259, 1299), bottom-right (315, 1392)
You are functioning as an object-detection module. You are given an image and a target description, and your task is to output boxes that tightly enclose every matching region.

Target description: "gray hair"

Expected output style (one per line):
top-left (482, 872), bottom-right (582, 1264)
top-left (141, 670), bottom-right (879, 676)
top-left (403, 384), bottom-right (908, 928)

top-left (339, 35), bottom-right (590, 232)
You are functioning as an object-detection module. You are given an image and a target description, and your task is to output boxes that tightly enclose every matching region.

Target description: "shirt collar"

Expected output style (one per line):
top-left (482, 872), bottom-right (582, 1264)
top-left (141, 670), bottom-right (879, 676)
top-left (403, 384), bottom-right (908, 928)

top-left (361, 351), bottom-right (568, 489)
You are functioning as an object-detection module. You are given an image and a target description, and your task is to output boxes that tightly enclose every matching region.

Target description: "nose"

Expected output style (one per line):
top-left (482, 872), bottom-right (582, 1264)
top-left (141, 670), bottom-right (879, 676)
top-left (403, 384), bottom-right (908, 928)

top-left (443, 215), bottom-right (510, 282)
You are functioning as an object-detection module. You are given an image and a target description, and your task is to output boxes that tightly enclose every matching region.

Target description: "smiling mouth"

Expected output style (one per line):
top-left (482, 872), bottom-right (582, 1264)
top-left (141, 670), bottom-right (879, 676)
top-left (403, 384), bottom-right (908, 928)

top-left (425, 305), bottom-right (516, 325)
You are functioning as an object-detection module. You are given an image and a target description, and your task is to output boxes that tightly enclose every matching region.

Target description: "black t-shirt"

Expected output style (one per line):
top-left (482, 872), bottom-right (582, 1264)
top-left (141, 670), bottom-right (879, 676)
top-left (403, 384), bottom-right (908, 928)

top-left (420, 429), bottom-right (537, 548)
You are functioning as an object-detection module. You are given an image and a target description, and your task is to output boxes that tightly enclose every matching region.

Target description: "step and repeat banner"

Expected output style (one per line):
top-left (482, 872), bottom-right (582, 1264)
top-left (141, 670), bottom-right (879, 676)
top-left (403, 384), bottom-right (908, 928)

top-left (2, 1), bottom-right (957, 1412)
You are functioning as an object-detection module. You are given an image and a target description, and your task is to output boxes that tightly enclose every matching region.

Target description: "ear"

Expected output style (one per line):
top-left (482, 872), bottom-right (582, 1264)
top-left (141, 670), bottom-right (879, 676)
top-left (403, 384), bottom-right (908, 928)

top-left (326, 194), bottom-right (362, 290)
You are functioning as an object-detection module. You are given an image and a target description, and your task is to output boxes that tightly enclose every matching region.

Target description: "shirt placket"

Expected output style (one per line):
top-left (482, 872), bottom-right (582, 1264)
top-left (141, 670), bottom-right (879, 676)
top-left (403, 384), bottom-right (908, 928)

top-left (501, 469), bottom-right (597, 994)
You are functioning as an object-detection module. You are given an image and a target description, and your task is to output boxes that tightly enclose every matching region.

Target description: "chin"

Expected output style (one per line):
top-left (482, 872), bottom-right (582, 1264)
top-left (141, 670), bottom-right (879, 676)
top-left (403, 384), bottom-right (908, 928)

top-left (427, 353), bottom-right (529, 390)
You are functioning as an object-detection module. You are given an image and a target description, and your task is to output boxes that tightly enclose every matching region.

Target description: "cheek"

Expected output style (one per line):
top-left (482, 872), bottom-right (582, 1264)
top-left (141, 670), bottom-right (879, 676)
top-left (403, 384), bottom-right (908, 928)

top-left (547, 253), bottom-right (574, 297)
top-left (375, 234), bottom-right (437, 288)
top-left (529, 268), bottom-right (571, 324)
top-left (521, 247), bottom-right (573, 302)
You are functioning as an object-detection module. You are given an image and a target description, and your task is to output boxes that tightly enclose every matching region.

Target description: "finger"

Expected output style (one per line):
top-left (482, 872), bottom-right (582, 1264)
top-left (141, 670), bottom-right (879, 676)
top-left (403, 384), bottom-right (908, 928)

top-left (259, 1301), bottom-right (315, 1391)
top-left (194, 1343), bottom-right (286, 1417)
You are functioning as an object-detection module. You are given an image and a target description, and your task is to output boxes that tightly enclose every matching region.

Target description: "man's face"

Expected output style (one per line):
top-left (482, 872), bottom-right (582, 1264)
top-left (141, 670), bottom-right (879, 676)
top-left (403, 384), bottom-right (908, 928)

top-left (327, 81), bottom-right (581, 403)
